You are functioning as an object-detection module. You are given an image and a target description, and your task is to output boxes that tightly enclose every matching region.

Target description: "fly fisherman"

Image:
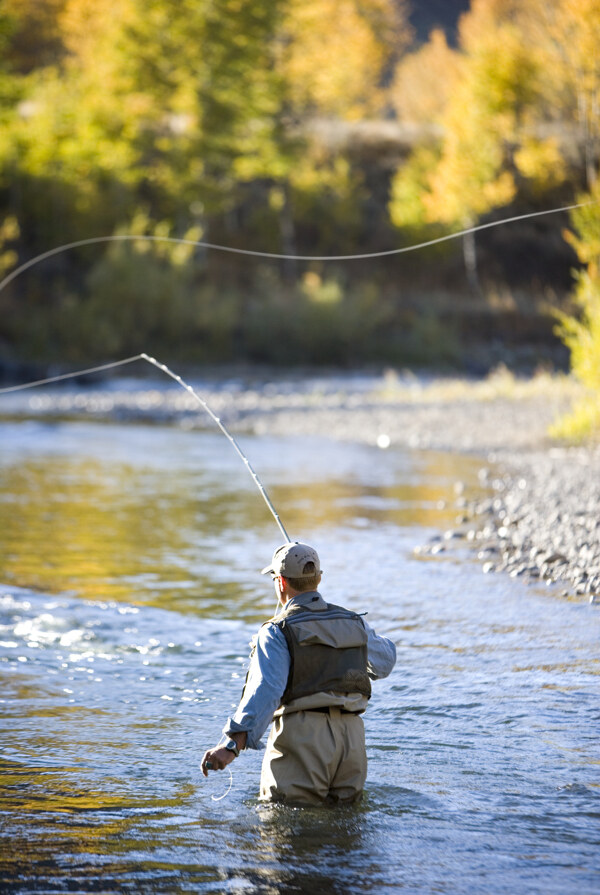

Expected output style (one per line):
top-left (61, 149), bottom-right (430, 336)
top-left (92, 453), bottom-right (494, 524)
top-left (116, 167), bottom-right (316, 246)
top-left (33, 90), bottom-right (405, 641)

top-left (201, 542), bottom-right (396, 805)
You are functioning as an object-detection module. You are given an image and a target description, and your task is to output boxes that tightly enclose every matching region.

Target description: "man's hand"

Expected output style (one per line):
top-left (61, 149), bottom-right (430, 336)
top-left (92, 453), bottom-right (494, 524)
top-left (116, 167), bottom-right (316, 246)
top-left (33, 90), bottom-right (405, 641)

top-left (202, 732), bottom-right (246, 777)
top-left (201, 745), bottom-right (236, 777)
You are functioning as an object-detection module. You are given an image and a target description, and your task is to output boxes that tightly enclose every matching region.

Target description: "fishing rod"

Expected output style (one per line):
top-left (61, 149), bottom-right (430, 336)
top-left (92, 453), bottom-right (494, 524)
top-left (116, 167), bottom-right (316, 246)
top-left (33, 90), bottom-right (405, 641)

top-left (0, 353), bottom-right (292, 544)
top-left (0, 357), bottom-right (289, 799)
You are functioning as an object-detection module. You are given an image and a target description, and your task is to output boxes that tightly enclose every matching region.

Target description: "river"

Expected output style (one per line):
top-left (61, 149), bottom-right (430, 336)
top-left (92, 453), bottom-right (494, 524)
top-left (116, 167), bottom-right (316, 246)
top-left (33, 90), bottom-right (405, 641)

top-left (1, 412), bottom-right (599, 894)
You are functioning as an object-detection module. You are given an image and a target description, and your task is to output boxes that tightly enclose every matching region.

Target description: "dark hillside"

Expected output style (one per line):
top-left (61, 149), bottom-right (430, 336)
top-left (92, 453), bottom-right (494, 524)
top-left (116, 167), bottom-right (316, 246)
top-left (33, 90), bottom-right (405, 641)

top-left (406, 0), bottom-right (471, 45)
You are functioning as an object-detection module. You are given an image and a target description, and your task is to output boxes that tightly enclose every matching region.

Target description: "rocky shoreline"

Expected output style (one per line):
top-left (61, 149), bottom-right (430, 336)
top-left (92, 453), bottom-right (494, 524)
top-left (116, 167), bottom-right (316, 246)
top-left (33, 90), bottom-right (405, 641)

top-left (2, 367), bottom-right (599, 602)
top-left (430, 445), bottom-right (600, 604)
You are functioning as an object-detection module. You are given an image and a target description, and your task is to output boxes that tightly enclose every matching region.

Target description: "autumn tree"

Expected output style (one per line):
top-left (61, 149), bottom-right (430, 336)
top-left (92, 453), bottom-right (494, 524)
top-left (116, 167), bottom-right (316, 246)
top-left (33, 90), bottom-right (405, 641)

top-left (389, 0), bottom-right (568, 294)
top-left (280, 0), bottom-right (409, 121)
top-left (519, 0), bottom-right (600, 189)
top-left (389, 28), bottom-right (461, 126)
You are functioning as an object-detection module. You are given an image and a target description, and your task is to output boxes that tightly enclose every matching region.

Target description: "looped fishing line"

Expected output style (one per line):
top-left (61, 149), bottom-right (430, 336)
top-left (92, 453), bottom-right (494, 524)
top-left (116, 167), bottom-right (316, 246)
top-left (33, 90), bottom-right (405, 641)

top-left (210, 766), bottom-right (234, 802)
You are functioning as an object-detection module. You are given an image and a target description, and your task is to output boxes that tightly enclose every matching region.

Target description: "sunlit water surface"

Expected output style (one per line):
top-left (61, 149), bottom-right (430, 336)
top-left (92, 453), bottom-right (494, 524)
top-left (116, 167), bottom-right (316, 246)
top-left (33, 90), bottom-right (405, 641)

top-left (1, 418), bottom-right (599, 894)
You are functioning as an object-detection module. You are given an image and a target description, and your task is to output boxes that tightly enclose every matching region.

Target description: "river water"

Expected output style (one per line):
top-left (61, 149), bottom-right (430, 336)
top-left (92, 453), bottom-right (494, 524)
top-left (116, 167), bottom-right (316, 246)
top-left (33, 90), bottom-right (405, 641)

top-left (1, 412), bottom-right (599, 894)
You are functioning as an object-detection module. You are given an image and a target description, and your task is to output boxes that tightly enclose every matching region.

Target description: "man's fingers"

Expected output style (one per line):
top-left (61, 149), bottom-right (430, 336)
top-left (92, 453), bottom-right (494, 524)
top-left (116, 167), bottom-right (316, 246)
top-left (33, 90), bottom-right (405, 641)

top-left (201, 751), bottom-right (216, 776)
top-left (202, 745), bottom-right (234, 777)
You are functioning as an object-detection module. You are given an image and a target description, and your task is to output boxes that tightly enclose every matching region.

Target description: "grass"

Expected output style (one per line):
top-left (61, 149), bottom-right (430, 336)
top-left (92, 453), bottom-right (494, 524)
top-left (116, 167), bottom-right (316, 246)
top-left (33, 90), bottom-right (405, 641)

top-left (375, 364), bottom-right (584, 406)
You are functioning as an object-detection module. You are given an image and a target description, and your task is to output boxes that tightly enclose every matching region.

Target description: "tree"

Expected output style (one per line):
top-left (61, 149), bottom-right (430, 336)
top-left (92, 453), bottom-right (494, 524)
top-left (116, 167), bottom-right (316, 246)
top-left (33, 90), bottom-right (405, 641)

top-left (389, 28), bottom-right (461, 126)
top-left (279, 0), bottom-right (409, 122)
top-left (519, 0), bottom-right (600, 189)
top-left (388, 0), bottom-right (568, 294)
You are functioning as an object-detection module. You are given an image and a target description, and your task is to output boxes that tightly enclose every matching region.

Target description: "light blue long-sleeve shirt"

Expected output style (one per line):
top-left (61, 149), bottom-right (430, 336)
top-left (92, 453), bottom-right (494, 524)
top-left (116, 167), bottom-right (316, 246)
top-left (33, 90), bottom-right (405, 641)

top-left (223, 591), bottom-right (396, 750)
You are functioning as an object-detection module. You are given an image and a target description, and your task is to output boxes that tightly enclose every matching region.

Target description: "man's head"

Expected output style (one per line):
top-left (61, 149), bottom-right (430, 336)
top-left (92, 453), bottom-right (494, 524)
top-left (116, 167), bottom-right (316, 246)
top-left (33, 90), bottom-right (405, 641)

top-left (261, 542), bottom-right (322, 593)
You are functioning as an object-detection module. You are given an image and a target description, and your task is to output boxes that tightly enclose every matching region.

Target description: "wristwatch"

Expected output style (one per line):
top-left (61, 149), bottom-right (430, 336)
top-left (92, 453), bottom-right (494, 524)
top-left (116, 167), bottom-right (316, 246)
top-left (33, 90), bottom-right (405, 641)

top-left (225, 738), bottom-right (240, 757)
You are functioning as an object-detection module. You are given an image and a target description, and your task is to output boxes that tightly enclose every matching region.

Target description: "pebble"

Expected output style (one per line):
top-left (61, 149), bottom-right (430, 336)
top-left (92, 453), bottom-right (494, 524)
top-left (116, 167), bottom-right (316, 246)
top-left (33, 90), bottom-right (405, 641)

top-left (457, 446), bottom-right (600, 601)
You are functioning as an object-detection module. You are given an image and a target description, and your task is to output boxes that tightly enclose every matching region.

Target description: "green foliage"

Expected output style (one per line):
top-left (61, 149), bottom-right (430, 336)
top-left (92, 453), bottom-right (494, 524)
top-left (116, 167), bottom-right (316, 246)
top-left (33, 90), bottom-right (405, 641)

top-left (389, 146), bottom-right (441, 231)
top-left (552, 189), bottom-right (600, 439)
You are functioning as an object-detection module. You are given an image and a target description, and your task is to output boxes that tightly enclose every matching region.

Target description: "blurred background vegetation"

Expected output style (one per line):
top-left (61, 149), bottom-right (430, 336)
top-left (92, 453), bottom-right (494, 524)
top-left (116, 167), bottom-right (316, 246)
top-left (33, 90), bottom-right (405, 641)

top-left (0, 0), bottom-right (599, 392)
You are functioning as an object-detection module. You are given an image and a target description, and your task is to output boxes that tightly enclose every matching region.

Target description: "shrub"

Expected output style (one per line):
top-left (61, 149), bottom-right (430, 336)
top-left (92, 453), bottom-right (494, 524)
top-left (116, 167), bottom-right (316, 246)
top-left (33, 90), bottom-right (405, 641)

top-left (552, 188), bottom-right (600, 440)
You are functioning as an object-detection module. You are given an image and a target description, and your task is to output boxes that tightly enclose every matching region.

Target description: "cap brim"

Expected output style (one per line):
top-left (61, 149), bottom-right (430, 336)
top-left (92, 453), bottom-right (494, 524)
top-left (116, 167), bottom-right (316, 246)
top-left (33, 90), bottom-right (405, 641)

top-left (261, 565), bottom-right (274, 575)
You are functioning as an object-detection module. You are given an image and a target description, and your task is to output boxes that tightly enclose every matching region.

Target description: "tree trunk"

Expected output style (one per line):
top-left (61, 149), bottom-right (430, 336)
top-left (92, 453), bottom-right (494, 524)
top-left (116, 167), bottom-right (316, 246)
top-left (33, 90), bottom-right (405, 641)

top-left (463, 228), bottom-right (482, 297)
top-left (279, 181), bottom-right (297, 284)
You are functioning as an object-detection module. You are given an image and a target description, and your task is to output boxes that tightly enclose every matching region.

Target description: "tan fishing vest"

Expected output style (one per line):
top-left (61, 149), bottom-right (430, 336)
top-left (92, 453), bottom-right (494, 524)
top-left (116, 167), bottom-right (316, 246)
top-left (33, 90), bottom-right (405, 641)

top-left (273, 599), bottom-right (371, 705)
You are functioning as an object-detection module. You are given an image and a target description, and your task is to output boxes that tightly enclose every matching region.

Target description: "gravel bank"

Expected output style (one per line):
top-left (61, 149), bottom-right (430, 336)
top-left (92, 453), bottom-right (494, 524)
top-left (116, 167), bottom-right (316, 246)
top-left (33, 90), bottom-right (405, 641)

top-left (460, 445), bottom-right (600, 603)
top-left (2, 368), bottom-right (598, 602)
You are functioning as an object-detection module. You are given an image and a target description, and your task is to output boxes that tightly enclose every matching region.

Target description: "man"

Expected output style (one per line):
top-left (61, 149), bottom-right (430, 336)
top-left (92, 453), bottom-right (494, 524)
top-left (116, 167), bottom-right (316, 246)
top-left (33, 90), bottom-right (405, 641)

top-left (201, 542), bottom-right (396, 805)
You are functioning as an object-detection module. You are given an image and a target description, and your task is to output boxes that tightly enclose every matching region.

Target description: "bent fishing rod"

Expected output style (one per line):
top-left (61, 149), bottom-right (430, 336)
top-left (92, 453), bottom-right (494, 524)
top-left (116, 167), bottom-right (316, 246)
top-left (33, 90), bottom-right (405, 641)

top-left (0, 353), bottom-right (292, 544)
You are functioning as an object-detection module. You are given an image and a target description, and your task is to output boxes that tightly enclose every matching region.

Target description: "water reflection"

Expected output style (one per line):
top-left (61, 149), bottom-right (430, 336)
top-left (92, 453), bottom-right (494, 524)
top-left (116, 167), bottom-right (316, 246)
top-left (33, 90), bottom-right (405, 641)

top-left (244, 803), bottom-right (375, 894)
top-left (0, 421), bottom-right (481, 619)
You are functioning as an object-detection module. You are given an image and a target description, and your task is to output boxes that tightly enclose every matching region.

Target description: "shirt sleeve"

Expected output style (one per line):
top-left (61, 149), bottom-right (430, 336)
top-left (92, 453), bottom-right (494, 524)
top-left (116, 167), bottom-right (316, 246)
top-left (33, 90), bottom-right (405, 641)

top-left (365, 621), bottom-right (397, 680)
top-left (223, 622), bottom-right (290, 750)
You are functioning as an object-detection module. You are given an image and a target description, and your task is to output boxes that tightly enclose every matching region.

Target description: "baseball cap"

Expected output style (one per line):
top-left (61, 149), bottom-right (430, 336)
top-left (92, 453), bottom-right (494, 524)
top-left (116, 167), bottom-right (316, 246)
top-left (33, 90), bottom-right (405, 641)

top-left (261, 542), bottom-right (321, 578)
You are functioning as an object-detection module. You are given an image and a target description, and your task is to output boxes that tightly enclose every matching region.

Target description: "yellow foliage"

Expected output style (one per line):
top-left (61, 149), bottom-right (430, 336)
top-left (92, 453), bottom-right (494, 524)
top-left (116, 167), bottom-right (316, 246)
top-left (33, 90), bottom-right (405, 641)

top-left (557, 272), bottom-right (600, 390)
top-left (301, 271), bottom-right (343, 304)
top-left (524, 0), bottom-right (600, 93)
top-left (518, 0), bottom-right (600, 189)
top-left (0, 215), bottom-right (19, 276)
top-left (59, 0), bottom-right (134, 60)
top-left (280, 0), bottom-right (409, 120)
top-left (514, 137), bottom-right (567, 193)
top-left (409, 9), bottom-right (546, 229)
top-left (389, 29), bottom-right (462, 125)
top-left (458, 0), bottom-right (525, 52)
top-left (553, 186), bottom-right (600, 439)
top-left (113, 210), bottom-right (203, 266)
top-left (389, 146), bottom-right (441, 229)
top-left (549, 396), bottom-right (600, 442)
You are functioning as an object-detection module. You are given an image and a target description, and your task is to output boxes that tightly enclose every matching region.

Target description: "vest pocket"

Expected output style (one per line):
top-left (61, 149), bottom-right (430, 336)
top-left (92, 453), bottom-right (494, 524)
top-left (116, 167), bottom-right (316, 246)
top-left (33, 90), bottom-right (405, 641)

top-left (292, 617), bottom-right (368, 650)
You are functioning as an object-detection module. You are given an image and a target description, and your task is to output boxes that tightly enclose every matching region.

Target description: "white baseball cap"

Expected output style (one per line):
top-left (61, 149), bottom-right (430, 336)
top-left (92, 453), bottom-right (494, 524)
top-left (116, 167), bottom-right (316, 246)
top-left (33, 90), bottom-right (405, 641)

top-left (261, 542), bottom-right (321, 578)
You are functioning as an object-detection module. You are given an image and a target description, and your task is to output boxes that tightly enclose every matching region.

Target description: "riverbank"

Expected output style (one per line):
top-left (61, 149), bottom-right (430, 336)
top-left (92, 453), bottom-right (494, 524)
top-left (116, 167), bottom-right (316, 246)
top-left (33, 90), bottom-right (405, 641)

top-left (245, 368), bottom-right (600, 603)
top-left (1, 365), bottom-right (598, 602)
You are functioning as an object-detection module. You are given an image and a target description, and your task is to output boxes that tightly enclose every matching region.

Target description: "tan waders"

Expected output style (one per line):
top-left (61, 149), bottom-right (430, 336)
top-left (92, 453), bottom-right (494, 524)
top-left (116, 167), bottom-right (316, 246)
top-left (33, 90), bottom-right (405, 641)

top-left (259, 706), bottom-right (367, 806)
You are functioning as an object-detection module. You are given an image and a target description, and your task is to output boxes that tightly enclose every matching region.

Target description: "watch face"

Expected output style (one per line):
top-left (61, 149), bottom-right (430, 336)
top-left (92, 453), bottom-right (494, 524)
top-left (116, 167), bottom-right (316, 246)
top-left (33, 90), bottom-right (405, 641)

top-left (225, 739), bottom-right (238, 753)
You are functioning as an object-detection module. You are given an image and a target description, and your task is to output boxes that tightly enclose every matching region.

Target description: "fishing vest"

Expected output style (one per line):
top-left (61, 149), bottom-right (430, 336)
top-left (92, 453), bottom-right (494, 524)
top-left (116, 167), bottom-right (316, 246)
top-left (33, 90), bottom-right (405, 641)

top-left (273, 599), bottom-right (372, 705)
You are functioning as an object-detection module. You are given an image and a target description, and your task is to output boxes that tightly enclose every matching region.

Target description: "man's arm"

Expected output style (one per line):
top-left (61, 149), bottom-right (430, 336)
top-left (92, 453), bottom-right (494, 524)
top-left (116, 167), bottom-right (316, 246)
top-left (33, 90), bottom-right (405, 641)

top-left (365, 621), bottom-right (397, 680)
top-left (201, 622), bottom-right (290, 775)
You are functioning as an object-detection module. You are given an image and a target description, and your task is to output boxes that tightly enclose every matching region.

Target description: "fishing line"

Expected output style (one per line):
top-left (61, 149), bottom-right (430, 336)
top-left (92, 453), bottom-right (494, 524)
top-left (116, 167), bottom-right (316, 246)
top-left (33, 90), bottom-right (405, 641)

top-left (210, 766), bottom-right (234, 802)
top-left (0, 201), bottom-right (593, 295)
top-left (0, 352), bottom-right (292, 543)
top-left (0, 354), bottom-right (145, 393)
